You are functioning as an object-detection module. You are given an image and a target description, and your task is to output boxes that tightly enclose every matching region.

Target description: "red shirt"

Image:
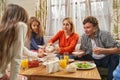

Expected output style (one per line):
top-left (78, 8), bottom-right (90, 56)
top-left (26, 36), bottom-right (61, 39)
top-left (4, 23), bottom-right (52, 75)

top-left (49, 30), bottom-right (79, 54)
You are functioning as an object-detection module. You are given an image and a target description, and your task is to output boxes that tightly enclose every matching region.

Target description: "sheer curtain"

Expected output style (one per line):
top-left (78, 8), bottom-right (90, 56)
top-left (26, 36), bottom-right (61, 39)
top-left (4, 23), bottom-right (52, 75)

top-left (111, 0), bottom-right (120, 40)
top-left (90, 0), bottom-right (111, 31)
top-left (46, 0), bottom-right (66, 36)
top-left (69, 0), bottom-right (86, 35)
top-left (46, 0), bottom-right (111, 36)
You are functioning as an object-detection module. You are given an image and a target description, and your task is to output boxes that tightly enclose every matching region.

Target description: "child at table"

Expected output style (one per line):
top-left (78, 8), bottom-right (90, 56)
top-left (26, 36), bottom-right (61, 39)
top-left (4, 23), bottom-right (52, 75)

top-left (27, 17), bottom-right (45, 52)
top-left (0, 4), bottom-right (29, 80)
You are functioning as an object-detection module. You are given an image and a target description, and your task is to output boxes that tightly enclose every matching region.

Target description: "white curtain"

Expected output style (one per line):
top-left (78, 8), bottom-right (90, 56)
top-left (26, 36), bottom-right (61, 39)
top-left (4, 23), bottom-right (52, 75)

top-left (68, 0), bottom-right (86, 35)
top-left (46, 0), bottom-right (111, 36)
top-left (46, 0), bottom-right (66, 36)
top-left (90, 0), bottom-right (111, 31)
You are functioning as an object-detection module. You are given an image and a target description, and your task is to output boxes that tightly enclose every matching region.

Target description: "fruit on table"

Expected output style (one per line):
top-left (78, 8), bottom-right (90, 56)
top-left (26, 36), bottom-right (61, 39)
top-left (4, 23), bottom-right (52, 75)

top-left (28, 60), bottom-right (39, 68)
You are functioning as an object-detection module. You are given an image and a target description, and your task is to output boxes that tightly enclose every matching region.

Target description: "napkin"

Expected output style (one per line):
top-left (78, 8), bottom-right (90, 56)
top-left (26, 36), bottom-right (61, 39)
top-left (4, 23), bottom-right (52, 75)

top-left (46, 59), bottom-right (60, 73)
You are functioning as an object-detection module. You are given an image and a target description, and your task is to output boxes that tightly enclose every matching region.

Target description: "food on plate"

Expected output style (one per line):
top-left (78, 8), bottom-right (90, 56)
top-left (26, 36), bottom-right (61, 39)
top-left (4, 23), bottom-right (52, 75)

top-left (45, 45), bottom-right (55, 53)
top-left (75, 62), bottom-right (92, 68)
top-left (66, 64), bottom-right (77, 72)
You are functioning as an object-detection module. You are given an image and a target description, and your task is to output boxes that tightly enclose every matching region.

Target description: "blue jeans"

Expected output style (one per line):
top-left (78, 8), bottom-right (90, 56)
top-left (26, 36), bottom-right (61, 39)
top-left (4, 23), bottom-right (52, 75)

top-left (56, 54), bottom-right (76, 59)
top-left (113, 62), bottom-right (120, 80)
top-left (75, 54), bottom-right (119, 80)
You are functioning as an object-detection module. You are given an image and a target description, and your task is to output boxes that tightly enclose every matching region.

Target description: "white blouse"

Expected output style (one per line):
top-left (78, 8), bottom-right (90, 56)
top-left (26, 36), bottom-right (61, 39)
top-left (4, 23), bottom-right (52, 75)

top-left (0, 22), bottom-right (28, 80)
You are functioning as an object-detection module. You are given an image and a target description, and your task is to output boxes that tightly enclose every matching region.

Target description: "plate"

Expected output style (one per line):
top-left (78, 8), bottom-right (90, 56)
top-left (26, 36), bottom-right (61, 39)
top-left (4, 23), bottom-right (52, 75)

top-left (38, 57), bottom-right (47, 62)
top-left (69, 59), bottom-right (75, 62)
top-left (42, 57), bottom-right (59, 66)
top-left (38, 45), bottom-right (45, 49)
top-left (72, 51), bottom-right (84, 56)
top-left (72, 61), bottom-right (96, 69)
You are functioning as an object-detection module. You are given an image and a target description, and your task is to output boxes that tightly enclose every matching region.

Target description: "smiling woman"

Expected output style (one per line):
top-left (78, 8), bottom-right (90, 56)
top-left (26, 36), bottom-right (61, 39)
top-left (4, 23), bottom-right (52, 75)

top-left (48, 17), bottom-right (79, 56)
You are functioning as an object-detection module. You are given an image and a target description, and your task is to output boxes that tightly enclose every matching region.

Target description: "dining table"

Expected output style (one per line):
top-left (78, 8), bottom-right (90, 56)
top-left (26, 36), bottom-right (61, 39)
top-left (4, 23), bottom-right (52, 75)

top-left (20, 61), bottom-right (101, 80)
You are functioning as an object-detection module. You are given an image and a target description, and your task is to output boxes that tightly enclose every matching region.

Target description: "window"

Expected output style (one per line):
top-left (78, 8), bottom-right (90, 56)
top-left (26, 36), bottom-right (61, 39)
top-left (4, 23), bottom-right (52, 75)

top-left (46, 0), bottom-right (111, 36)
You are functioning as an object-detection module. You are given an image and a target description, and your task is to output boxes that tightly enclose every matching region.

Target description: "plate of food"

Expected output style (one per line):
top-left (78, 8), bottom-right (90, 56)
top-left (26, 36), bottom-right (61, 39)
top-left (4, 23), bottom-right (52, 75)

top-left (72, 51), bottom-right (84, 56)
top-left (72, 61), bottom-right (96, 69)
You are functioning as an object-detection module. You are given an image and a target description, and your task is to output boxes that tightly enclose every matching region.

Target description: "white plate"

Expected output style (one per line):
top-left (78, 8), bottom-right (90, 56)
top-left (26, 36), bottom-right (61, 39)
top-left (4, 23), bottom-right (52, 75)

top-left (72, 61), bottom-right (96, 69)
top-left (38, 45), bottom-right (45, 48)
top-left (42, 57), bottom-right (59, 66)
top-left (37, 57), bottom-right (47, 62)
top-left (72, 51), bottom-right (84, 56)
top-left (45, 53), bottom-right (57, 58)
top-left (69, 59), bottom-right (75, 62)
top-left (38, 53), bottom-right (57, 62)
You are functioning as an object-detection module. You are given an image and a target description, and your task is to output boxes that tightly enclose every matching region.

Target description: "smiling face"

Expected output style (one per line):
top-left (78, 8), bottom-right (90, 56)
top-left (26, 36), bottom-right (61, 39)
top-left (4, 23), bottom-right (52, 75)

top-left (83, 16), bottom-right (99, 38)
top-left (83, 22), bottom-right (97, 37)
top-left (62, 20), bottom-right (71, 33)
top-left (31, 21), bottom-right (39, 34)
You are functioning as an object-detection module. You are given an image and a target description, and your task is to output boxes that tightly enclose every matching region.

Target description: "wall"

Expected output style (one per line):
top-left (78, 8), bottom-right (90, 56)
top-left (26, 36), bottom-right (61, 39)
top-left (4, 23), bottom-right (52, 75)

top-left (6, 0), bottom-right (38, 17)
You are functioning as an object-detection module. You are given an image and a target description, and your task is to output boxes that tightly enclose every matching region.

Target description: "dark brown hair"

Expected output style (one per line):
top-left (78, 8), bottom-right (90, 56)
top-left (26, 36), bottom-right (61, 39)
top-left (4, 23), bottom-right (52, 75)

top-left (83, 16), bottom-right (99, 27)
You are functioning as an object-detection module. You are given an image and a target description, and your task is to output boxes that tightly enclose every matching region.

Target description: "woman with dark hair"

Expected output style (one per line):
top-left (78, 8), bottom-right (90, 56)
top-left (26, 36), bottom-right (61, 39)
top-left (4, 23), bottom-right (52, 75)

top-left (0, 4), bottom-right (29, 80)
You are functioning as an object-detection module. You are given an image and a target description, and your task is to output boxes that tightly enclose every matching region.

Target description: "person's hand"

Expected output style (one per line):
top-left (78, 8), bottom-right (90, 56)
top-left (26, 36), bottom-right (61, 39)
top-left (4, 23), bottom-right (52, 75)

top-left (77, 50), bottom-right (85, 58)
top-left (38, 48), bottom-right (44, 53)
top-left (93, 47), bottom-right (104, 55)
top-left (55, 46), bottom-right (60, 53)
top-left (37, 53), bottom-right (45, 58)
top-left (47, 42), bottom-right (53, 46)
top-left (37, 49), bottom-right (46, 58)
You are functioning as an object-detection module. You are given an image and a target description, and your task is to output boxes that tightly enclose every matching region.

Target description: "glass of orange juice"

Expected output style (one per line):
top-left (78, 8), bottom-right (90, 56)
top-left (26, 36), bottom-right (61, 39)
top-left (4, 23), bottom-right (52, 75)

top-left (64, 52), bottom-right (69, 64)
top-left (59, 59), bottom-right (67, 69)
top-left (21, 56), bottom-right (28, 70)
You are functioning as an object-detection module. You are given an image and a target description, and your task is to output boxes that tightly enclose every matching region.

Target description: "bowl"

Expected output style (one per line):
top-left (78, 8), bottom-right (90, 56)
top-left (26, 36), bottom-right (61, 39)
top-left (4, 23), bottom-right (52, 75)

top-left (66, 64), bottom-right (77, 73)
top-left (45, 45), bottom-right (55, 53)
top-left (72, 51), bottom-right (84, 56)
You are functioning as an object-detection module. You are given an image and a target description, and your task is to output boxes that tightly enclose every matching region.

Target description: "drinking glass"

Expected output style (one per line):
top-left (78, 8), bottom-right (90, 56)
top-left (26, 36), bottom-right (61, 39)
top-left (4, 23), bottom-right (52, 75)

top-left (63, 52), bottom-right (69, 64)
top-left (21, 56), bottom-right (28, 70)
top-left (59, 55), bottom-right (67, 69)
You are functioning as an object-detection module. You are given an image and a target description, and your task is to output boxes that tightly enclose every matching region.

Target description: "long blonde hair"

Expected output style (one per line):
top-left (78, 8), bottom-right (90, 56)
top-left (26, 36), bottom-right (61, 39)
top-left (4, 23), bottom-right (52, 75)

top-left (0, 4), bottom-right (28, 67)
